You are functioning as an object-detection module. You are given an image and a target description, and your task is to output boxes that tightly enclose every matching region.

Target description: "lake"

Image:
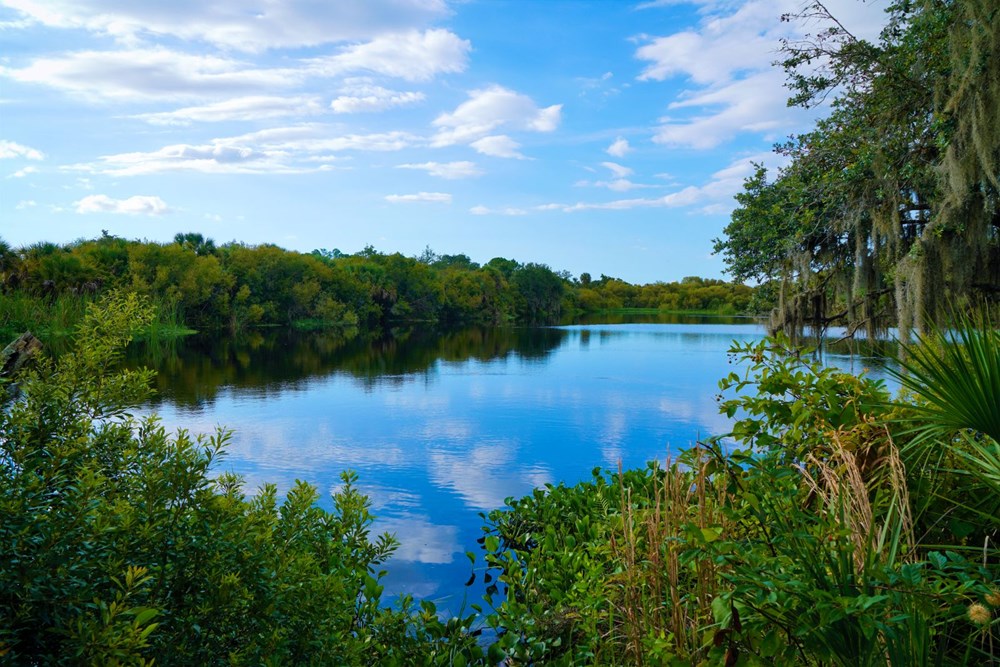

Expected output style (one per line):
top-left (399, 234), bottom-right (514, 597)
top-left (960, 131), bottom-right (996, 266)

top-left (130, 316), bottom-right (892, 615)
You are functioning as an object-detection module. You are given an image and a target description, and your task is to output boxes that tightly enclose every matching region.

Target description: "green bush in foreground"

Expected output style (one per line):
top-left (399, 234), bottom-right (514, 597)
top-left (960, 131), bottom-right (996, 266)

top-left (0, 293), bottom-right (482, 665)
top-left (476, 336), bottom-right (999, 665)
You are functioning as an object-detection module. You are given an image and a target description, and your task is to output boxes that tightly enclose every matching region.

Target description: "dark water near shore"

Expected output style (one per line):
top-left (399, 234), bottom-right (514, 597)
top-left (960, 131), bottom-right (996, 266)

top-left (129, 316), bottom-right (894, 614)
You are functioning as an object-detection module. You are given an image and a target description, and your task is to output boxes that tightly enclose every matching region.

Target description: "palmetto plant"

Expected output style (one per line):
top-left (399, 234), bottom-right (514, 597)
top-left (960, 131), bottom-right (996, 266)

top-left (890, 310), bottom-right (1000, 499)
top-left (891, 311), bottom-right (1000, 445)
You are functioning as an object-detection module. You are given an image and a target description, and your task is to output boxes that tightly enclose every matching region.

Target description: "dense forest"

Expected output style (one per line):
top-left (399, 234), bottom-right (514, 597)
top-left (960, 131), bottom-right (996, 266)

top-left (715, 0), bottom-right (1000, 338)
top-left (0, 233), bottom-right (753, 338)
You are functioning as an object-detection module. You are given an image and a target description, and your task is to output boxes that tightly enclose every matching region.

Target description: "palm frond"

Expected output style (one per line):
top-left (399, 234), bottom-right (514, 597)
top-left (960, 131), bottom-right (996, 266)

top-left (890, 309), bottom-right (1000, 446)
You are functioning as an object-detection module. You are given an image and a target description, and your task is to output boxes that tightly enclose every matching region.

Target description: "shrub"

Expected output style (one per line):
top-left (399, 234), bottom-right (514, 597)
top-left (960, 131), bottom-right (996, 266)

top-left (0, 292), bottom-right (451, 665)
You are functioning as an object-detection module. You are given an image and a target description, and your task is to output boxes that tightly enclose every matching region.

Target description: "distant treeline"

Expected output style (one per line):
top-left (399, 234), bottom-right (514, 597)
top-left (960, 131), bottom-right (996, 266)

top-left (0, 233), bottom-right (754, 335)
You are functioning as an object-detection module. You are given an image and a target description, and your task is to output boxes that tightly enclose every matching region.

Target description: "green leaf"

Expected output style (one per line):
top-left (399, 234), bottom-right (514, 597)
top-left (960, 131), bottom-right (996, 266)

top-left (132, 608), bottom-right (159, 626)
top-left (700, 526), bottom-right (723, 543)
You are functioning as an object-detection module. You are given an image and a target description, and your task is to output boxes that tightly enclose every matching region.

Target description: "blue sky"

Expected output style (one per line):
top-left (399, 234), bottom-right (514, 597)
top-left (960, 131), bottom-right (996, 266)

top-left (0, 0), bottom-right (886, 284)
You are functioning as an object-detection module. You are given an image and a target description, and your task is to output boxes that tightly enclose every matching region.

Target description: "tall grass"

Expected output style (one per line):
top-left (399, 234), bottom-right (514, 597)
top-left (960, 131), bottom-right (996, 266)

top-left (0, 292), bottom-right (92, 339)
top-left (0, 292), bottom-right (194, 344)
top-left (609, 453), bottom-right (729, 664)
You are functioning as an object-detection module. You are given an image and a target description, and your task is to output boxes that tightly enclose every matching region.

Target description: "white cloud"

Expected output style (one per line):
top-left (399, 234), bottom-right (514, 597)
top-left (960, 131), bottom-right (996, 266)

top-left (396, 161), bottom-right (482, 179)
top-left (577, 178), bottom-right (654, 192)
top-left (538, 152), bottom-right (782, 213)
top-left (309, 29), bottom-right (470, 82)
top-left (74, 194), bottom-right (170, 215)
top-left (226, 125), bottom-right (418, 153)
top-left (469, 205), bottom-right (527, 216)
top-left (69, 125), bottom-right (418, 175)
top-left (606, 137), bottom-right (630, 157)
top-left (330, 81), bottom-right (425, 113)
top-left (0, 0), bottom-right (451, 51)
top-left (384, 191), bottom-right (452, 204)
top-left (575, 161), bottom-right (657, 192)
top-left (654, 69), bottom-right (796, 148)
top-left (134, 95), bottom-right (324, 125)
top-left (72, 144), bottom-right (280, 176)
top-left (560, 153), bottom-right (781, 213)
top-left (8, 165), bottom-right (38, 178)
top-left (0, 139), bottom-right (44, 160)
top-left (636, 13), bottom-right (775, 85)
top-left (15, 199), bottom-right (37, 209)
top-left (470, 135), bottom-right (525, 159)
top-left (2, 48), bottom-right (299, 101)
top-left (3, 29), bottom-right (465, 104)
top-left (428, 443), bottom-right (551, 511)
top-left (432, 85), bottom-right (562, 150)
top-left (601, 161), bottom-right (633, 178)
top-left (634, 0), bottom-right (888, 149)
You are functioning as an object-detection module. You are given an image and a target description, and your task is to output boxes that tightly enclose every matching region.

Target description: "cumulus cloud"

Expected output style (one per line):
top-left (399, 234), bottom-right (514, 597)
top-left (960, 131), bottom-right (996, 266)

top-left (634, 0), bottom-right (888, 149)
top-left (576, 178), bottom-right (653, 192)
top-left (575, 161), bottom-right (658, 192)
top-left (1, 30), bottom-right (465, 103)
top-left (134, 95), bottom-right (324, 125)
top-left (469, 135), bottom-right (525, 159)
top-left (531, 152), bottom-right (783, 213)
top-left (373, 514), bottom-right (460, 564)
top-left (330, 80), bottom-right (425, 113)
top-left (384, 191), bottom-right (452, 204)
top-left (396, 161), bottom-right (482, 179)
top-left (0, 0), bottom-right (451, 52)
top-left (1, 48), bottom-right (300, 101)
top-left (578, 152), bottom-right (778, 211)
top-left (309, 29), bottom-right (470, 82)
top-left (428, 443), bottom-right (551, 511)
top-left (469, 205), bottom-right (527, 216)
top-left (8, 165), bottom-right (38, 178)
top-left (0, 139), bottom-right (44, 160)
top-left (69, 125), bottom-right (418, 175)
top-left (15, 199), bottom-right (37, 209)
top-left (606, 137), bottom-right (630, 157)
top-left (654, 69), bottom-right (795, 148)
top-left (432, 85), bottom-right (562, 153)
top-left (74, 194), bottom-right (170, 215)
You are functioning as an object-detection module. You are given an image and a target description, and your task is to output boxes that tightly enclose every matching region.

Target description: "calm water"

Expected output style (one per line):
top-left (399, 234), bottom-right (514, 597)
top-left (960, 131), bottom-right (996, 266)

top-left (130, 317), bottom-right (892, 613)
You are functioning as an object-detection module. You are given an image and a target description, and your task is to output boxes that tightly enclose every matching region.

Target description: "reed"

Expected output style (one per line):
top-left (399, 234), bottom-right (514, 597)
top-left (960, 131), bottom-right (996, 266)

top-left (608, 450), bottom-right (730, 664)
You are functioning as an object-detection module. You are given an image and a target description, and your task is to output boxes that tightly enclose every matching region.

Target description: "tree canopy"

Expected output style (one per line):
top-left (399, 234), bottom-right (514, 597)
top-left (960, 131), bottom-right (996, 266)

top-left (716, 0), bottom-right (1000, 336)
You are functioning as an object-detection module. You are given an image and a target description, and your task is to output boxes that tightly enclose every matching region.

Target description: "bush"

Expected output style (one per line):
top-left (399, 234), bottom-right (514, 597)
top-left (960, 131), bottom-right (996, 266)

top-left (474, 335), bottom-right (999, 665)
top-left (0, 292), bottom-right (481, 665)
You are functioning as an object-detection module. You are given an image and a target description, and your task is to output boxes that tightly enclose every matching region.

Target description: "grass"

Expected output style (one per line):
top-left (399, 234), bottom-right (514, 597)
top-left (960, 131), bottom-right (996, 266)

top-left (0, 292), bottom-right (195, 345)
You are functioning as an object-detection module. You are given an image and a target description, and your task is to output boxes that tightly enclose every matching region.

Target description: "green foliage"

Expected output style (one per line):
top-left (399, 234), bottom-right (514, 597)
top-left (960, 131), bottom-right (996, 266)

top-left (6, 271), bottom-right (998, 665)
top-left (0, 292), bottom-right (486, 665)
top-left (891, 310), bottom-right (1000, 447)
top-left (713, 164), bottom-right (798, 286)
top-left (1, 233), bottom-right (757, 336)
top-left (472, 332), bottom-right (999, 665)
top-left (719, 0), bottom-right (1000, 335)
top-left (716, 335), bottom-right (890, 462)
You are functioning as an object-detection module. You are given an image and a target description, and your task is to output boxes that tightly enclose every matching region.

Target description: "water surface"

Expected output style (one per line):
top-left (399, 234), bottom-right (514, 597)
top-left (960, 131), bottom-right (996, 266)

top-left (131, 318), bottom-right (891, 612)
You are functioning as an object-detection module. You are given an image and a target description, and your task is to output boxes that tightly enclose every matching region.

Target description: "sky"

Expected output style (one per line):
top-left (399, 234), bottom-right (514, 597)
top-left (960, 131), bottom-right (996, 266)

top-left (0, 0), bottom-right (888, 284)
